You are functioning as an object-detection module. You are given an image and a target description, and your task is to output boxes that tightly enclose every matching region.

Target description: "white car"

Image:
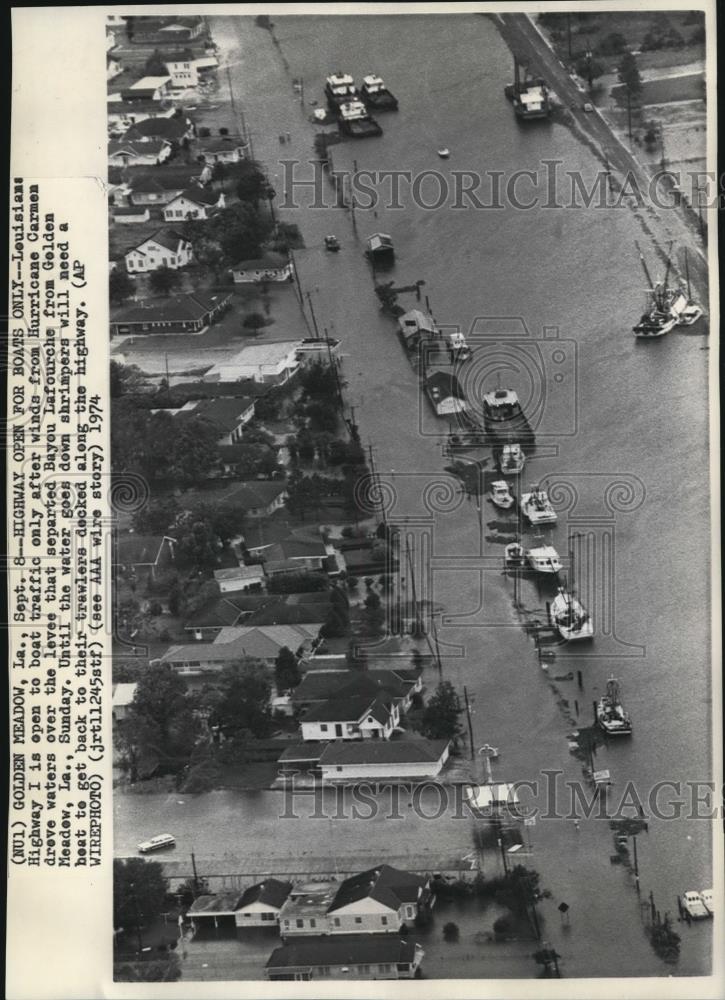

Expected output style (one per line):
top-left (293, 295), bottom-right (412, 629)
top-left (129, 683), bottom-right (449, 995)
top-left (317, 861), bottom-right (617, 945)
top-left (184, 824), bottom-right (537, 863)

top-left (681, 891), bottom-right (709, 919)
top-left (700, 888), bottom-right (714, 916)
top-left (138, 833), bottom-right (176, 854)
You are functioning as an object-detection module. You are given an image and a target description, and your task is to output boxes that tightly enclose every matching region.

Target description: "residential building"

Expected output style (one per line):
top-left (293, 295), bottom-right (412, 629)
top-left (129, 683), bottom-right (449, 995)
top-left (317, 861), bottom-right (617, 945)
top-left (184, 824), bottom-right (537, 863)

top-left (124, 228), bottom-right (192, 273)
top-left (108, 138), bottom-right (172, 168)
top-left (234, 879), bottom-right (292, 930)
top-left (110, 291), bottom-right (232, 336)
top-left (114, 533), bottom-right (176, 580)
top-left (179, 479), bottom-right (288, 519)
top-left (265, 935), bottom-right (424, 980)
top-left (203, 342), bottom-right (302, 384)
top-left (213, 565), bottom-right (266, 594)
top-left (162, 186), bottom-right (225, 221)
top-left (292, 668), bottom-right (422, 714)
top-left (171, 396), bottom-right (256, 445)
top-left (397, 309), bottom-right (436, 349)
top-left (122, 116), bottom-right (195, 146)
top-left (188, 892), bottom-right (246, 934)
top-left (300, 695), bottom-right (399, 742)
top-left (122, 75), bottom-right (173, 102)
top-left (326, 865), bottom-right (434, 934)
top-left (165, 57), bottom-right (200, 88)
top-left (195, 135), bottom-right (246, 164)
top-left (129, 16), bottom-right (205, 45)
top-left (153, 623), bottom-right (322, 674)
top-left (424, 371), bottom-right (468, 416)
top-left (278, 883), bottom-right (338, 938)
top-left (232, 252), bottom-right (294, 284)
top-left (248, 533), bottom-right (328, 572)
top-left (128, 175), bottom-right (186, 207)
top-left (111, 683), bottom-right (137, 723)
top-left (107, 99), bottom-right (176, 131)
top-left (107, 53), bottom-right (123, 81)
top-left (112, 205), bottom-right (151, 225)
top-left (278, 738), bottom-right (450, 783)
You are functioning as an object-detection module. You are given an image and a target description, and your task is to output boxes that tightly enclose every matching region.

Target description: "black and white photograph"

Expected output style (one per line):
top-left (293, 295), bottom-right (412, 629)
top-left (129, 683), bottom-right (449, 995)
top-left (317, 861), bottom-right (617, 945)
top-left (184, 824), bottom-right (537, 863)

top-left (7, 3), bottom-right (721, 996)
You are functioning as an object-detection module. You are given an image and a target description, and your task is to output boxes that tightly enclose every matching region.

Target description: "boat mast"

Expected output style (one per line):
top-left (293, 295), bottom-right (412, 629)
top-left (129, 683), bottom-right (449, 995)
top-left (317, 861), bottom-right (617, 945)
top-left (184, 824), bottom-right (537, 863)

top-left (684, 247), bottom-right (692, 300)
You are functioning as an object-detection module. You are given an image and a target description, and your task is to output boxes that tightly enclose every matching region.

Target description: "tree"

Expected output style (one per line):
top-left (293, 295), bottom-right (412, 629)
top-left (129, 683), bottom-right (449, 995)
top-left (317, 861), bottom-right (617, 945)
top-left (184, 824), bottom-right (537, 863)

top-left (110, 361), bottom-right (145, 398)
top-left (149, 266), bottom-right (181, 297)
top-left (183, 202), bottom-right (273, 267)
top-left (272, 222), bottom-right (305, 252)
top-left (596, 31), bottom-right (627, 55)
top-left (617, 50), bottom-right (643, 100)
top-left (228, 159), bottom-right (269, 204)
top-left (575, 53), bottom-right (605, 88)
top-left (275, 646), bottom-right (301, 692)
top-left (125, 665), bottom-right (199, 772)
top-left (110, 268), bottom-right (135, 304)
top-left (211, 659), bottom-right (273, 739)
top-left (113, 858), bottom-right (167, 933)
top-left (132, 495), bottom-right (181, 535)
top-left (144, 49), bottom-right (167, 76)
top-left (174, 516), bottom-right (221, 570)
top-left (418, 681), bottom-right (463, 743)
top-left (243, 311), bottom-right (271, 331)
top-left (442, 921), bottom-right (460, 942)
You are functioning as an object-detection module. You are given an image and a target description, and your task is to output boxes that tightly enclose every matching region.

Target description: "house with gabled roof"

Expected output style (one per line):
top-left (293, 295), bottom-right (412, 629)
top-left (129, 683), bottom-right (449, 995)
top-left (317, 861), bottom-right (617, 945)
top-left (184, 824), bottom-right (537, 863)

top-left (110, 290), bottom-right (232, 336)
top-left (163, 186), bottom-right (225, 221)
top-left (107, 98), bottom-right (177, 132)
top-left (213, 564), bottom-right (266, 594)
top-left (232, 252), bottom-right (294, 284)
top-left (195, 134), bottom-right (247, 164)
top-left (278, 738), bottom-right (450, 784)
top-left (122, 75), bottom-right (173, 102)
top-left (300, 695), bottom-right (399, 742)
top-left (203, 342), bottom-right (302, 384)
top-left (128, 174), bottom-right (190, 207)
top-left (266, 934), bottom-right (424, 980)
top-left (124, 228), bottom-right (192, 273)
top-left (108, 138), bottom-right (172, 168)
top-left (325, 865), bottom-right (433, 933)
top-left (123, 116), bottom-right (195, 146)
top-left (292, 667), bottom-right (422, 714)
top-left (113, 532), bottom-right (177, 580)
top-left (152, 623), bottom-right (322, 675)
top-left (169, 396), bottom-right (256, 445)
top-left (234, 879), bottom-right (292, 930)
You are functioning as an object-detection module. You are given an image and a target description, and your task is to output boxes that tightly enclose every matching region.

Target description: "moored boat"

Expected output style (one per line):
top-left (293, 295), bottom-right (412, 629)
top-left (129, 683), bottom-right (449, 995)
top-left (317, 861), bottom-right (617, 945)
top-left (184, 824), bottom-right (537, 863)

top-left (325, 72), bottom-right (358, 111)
top-left (680, 891), bottom-right (709, 920)
top-left (505, 542), bottom-right (525, 567)
top-left (337, 99), bottom-right (383, 138)
top-left (550, 587), bottom-right (593, 641)
top-left (596, 677), bottom-right (632, 736)
top-left (447, 330), bottom-right (471, 360)
top-left (360, 74), bottom-right (399, 110)
top-left (490, 480), bottom-right (514, 510)
top-left (633, 241), bottom-right (681, 339)
top-left (526, 545), bottom-right (561, 574)
top-left (499, 442), bottom-right (525, 474)
top-left (520, 485), bottom-right (556, 525)
top-left (481, 388), bottom-right (535, 447)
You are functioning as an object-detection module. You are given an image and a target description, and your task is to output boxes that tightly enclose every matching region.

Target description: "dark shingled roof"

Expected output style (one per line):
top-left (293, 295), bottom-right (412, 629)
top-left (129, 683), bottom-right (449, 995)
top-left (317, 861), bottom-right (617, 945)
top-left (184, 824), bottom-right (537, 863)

top-left (293, 669), bottom-right (413, 705)
top-left (123, 117), bottom-right (190, 142)
top-left (111, 291), bottom-right (231, 326)
top-left (238, 879), bottom-right (292, 910)
top-left (266, 934), bottom-right (417, 970)
top-left (328, 864), bottom-right (427, 913)
top-left (320, 739), bottom-right (448, 766)
top-left (301, 695), bottom-right (393, 725)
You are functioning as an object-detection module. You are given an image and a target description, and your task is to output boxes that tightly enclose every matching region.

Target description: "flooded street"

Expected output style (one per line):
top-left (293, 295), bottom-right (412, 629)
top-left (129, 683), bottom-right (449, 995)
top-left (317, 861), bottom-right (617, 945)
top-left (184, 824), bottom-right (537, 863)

top-left (115, 13), bottom-right (713, 979)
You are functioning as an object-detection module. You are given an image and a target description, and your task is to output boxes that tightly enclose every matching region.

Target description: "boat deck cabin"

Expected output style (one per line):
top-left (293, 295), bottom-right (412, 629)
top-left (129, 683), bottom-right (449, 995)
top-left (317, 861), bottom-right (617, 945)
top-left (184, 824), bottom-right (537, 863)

top-left (483, 389), bottom-right (523, 420)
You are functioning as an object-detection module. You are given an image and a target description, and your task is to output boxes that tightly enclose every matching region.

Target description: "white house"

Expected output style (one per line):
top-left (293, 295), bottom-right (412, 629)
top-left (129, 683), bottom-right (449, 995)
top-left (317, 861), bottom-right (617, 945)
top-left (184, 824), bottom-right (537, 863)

top-left (234, 880), bottom-right (292, 930)
top-left (107, 99), bottom-right (176, 131)
top-left (108, 139), bottom-right (172, 168)
top-left (165, 58), bottom-right (200, 88)
top-left (202, 341), bottom-right (302, 384)
top-left (300, 696), bottom-right (399, 743)
top-left (266, 937), bottom-right (424, 981)
top-left (162, 187), bottom-right (225, 221)
top-left (232, 253), bottom-right (294, 284)
top-left (124, 228), bottom-right (192, 273)
top-left (170, 396), bottom-right (255, 445)
top-left (111, 683), bottom-right (137, 723)
top-left (112, 206), bottom-right (151, 225)
top-left (213, 565), bottom-right (266, 594)
top-left (316, 739), bottom-right (450, 783)
top-left (326, 866), bottom-right (433, 934)
top-left (195, 135), bottom-right (246, 164)
top-left (125, 75), bottom-right (173, 101)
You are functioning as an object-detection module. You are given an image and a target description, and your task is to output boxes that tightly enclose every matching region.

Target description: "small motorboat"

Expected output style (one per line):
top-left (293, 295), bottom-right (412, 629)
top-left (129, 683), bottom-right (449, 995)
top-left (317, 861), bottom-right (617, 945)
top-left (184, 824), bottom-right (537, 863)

top-left (499, 443), bottom-right (525, 474)
top-left (700, 888), bottom-right (714, 916)
top-left (680, 891), bottom-right (709, 920)
top-left (505, 542), bottom-right (525, 567)
top-left (447, 330), bottom-right (471, 360)
top-left (526, 545), bottom-right (562, 574)
top-left (596, 677), bottom-right (632, 736)
top-left (678, 302), bottom-right (704, 326)
top-left (324, 235), bottom-right (341, 252)
top-left (437, 147), bottom-right (450, 158)
top-left (550, 588), bottom-right (593, 641)
top-left (490, 480), bottom-right (514, 510)
top-left (520, 486), bottom-right (556, 525)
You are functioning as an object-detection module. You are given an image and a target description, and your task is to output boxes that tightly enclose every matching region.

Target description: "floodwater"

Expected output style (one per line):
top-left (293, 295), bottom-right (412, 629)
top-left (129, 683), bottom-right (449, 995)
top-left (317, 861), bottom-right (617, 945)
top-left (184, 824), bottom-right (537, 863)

top-left (115, 13), bottom-right (714, 979)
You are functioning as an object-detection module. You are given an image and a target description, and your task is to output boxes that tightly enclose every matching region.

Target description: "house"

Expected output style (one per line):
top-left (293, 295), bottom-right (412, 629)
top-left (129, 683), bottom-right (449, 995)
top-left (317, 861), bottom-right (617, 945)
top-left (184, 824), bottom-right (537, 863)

top-left (292, 668), bottom-right (423, 714)
top-left (195, 135), bottom-right (247, 164)
top-left (153, 624), bottom-right (322, 674)
top-left (107, 99), bottom-right (176, 132)
top-left (278, 738), bottom-right (450, 784)
top-left (326, 865), bottom-right (434, 934)
top-left (213, 565), bottom-right (266, 594)
top-left (110, 291), bottom-right (232, 336)
top-left (265, 935), bottom-right (424, 981)
top-left (248, 533), bottom-right (328, 572)
top-left (124, 228), bottom-right (192, 273)
top-left (232, 252), bottom-right (294, 284)
top-left (112, 205), bottom-right (151, 225)
top-left (188, 892), bottom-right (246, 934)
top-left (123, 116), bottom-right (194, 146)
top-left (107, 52), bottom-right (123, 81)
top-left (128, 170), bottom-right (209, 207)
top-left (165, 56), bottom-right (200, 88)
top-left (108, 139), bottom-right (172, 168)
top-left (111, 683), bottom-right (137, 723)
top-left (300, 695), bottom-right (399, 742)
top-left (172, 396), bottom-right (256, 445)
top-left (203, 342), bottom-right (302, 384)
top-left (278, 883), bottom-right (338, 938)
top-left (424, 371), bottom-right (468, 416)
top-left (398, 309), bottom-right (436, 349)
top-left (128, 15), bottom-right (205, 45)
top-left (122, 76), bottom-right (173, 102)
top-left (232, 480), bottom-right (289, 518)
top-left (114, 533), bottom-right (176, 580)
top-left (163, 186), bottom-right (225, 221)
top-left (234, 879), bottom-right (292, 930)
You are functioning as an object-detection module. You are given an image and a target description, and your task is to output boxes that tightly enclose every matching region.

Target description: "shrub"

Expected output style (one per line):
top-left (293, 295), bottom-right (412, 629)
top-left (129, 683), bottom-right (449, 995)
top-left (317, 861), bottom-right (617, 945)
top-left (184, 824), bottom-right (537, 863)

top-left (442, 921), bottom-right (460, 942)
top-left (493, 915), bottom-right (514, 939)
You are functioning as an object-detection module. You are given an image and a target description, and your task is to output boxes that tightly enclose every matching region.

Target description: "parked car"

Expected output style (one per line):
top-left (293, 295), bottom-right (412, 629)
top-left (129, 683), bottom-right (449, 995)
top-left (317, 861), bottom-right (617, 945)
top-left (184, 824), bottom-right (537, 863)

top-left (138, 833), bottom-right (176, 854)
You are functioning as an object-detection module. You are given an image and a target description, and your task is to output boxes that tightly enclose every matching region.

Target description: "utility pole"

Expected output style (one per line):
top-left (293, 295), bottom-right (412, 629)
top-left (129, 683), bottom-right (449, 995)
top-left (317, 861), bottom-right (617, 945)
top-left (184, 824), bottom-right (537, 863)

top-left (191, 850), bottom-right (200, 896)
top-left (405, 536), bottom-right (423, 636)
top-left (463, 685), bottom-right (475, 760)
top-left (367, 442), bottom-right (387, 528)
top-left (627, 89), bottom-right (632, 142)
top-left (432, 617), bottom-right (443, 678)
top-left (306, 290), bottom-right (321, 339)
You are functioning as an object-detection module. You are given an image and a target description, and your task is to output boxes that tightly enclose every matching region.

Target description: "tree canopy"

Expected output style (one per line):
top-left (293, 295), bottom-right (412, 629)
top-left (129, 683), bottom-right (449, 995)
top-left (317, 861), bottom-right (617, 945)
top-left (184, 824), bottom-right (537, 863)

top-left (208, 659), bottom-right (274, 739)
top-left (418, 681), bottom-right (464, 743)
top-left (113, 858), bottom-right (168, 932)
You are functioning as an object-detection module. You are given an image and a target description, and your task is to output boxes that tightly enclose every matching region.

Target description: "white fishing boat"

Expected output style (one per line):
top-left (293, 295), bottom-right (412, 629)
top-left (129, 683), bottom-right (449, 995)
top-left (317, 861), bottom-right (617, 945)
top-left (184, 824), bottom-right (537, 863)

top-left (499, 443), bottom-right (525, 474)
top-left (490, 480), bottom-right (514, 510)
top-left (550, 587), bottom-right (593, 641)
top-left (526, 545), bottom-right (562, 574)
top-left (675, 248), bottom-right (704, 327)
top-left (520, 485), bottom-right (557, 525)
top-left (700, 888), bottom-right (714, 916)
top-left (447, 330), bottom-right (471, 360)
top-left (596, 677), bottom-right (632, 736)
top-left (505, 542), bottom-right (525, 567)
top-left (437, 147), bottom-right (450, 158)
top-left (681, 891), bottom-right (709, 920)
top-left (633, 241), bottom-right (683, 338)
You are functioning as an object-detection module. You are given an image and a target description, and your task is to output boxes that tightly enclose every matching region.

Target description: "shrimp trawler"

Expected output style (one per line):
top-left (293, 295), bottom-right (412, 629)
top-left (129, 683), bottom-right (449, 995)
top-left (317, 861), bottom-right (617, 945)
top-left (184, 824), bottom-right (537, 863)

top-left (325, 72), bottom-right (358, 111)
top-left (633, 241), bottom-right (681, 338)
top-left (675, 248), bottom-right (705, 327)
top-left (596, 677), bottom-right (632, 736)
top-left (498, 442), bottom-right (525, 474)
top-left (337, 98), bottom-right (383, 138)
top-left (520, 485), bottom-right (556, 525)
top-left (526, 544), bottom-right (562, 574)
top-left (504, 56), bottom-right (551, 120)
top-left (550, 586), bottom-right (593, 641)
top-left (481, 388), bottom-right (535, 448)
top-left (360, 74), bottom-right (399, 110)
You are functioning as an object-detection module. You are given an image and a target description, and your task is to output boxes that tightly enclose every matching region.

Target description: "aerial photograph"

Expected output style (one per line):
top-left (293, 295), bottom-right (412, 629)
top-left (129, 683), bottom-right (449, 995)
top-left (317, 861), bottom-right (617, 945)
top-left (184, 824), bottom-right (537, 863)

top-left (106, 7), bottom-right (714, 983)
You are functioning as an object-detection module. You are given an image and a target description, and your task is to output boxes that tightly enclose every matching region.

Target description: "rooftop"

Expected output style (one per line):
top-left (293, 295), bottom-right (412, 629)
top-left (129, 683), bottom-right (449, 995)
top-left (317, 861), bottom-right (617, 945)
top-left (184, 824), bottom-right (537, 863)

top-left (320, 738), bottom-right (449, 766)
top-left (238, 879), bottom-right (292, 910)
top-left (232, 252), bottom-right (291, 272)
top-left (188, 891), bottom-right (245, 916)
top-left (219, 342), bottom-right (302, 367)
top-left (111, 291), bottom-right (231, 326)
top-left (128, 227), bottom-right (189, 255)
top-left (266, 935), bottom-right (418, 970)
top-left (329, 864), bottom-right (428, 912)
top-left (302, 695), bottom-right (392, 725)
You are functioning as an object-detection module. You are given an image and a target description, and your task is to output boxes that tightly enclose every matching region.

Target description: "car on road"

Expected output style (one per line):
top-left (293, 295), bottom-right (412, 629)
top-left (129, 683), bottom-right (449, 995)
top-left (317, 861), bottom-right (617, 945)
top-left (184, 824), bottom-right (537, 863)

top-left (583, 102), bottom-right (594, 112)
top-left (138, 833), bottom-right (176, 854)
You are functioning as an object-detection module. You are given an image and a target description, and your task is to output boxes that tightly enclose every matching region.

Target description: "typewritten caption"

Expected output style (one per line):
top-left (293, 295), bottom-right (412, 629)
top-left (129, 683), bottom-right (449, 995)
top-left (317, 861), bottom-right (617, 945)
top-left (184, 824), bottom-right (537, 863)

top-left (10, 178), bottom-right (105, 869)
